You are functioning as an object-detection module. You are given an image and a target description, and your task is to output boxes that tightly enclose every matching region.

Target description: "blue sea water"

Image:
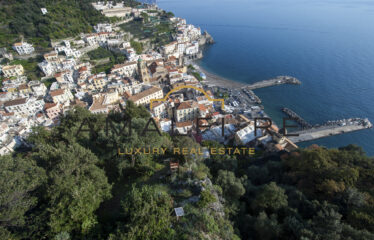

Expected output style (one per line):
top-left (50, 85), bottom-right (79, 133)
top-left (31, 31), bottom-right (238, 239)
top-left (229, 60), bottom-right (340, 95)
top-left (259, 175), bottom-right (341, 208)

top-left (158, 0), bottom-right (374, 155)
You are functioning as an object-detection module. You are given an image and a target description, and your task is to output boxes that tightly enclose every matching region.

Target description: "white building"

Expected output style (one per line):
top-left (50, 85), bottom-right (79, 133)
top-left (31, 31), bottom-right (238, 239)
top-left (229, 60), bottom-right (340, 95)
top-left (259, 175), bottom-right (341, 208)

top-left (12, 42), bottom-right (35, 55)
top-left (124, 47), bottom-right (138, 61)
top-left (84, 34), bottom-right (99, 46)
top-left (101, 7), bottom-right (132, 18)
top-left (177, 43), bottom-right (186, 55)
top-left (38, 61), bottom-right (55, 76)
top-left (4, 97), bottom-right (44, 117)
top-left (111, 62), bottom-right (138, 77)
top-left (185, 42), bottom-right (199, 55)
top-left (54, 41), bottom-right (81, 59)
top-left (152, 102), bottom-right (166, 119)
top-left (235, 123), bottom-right (263, 145)
top-left (0, 137), bottom-right (17, 156)
top-left (128, 86), bottom-right (163, 106)
top-left (2, 65), bottom-right (24, 77)
top-left (94, 23), bottom-right (113, 33)
top-left (49, 89), bottom-right (74, 106)
top-left (162, 41), bottom-right (177, 56)
top-left (28, 81), bottom-right (47, 97)
top-left (174, 101), bottom-right (199, 122)
top-left (55, 70), bottom-right (74, 83)
top-left (88, 91), bottom-right (119, 114)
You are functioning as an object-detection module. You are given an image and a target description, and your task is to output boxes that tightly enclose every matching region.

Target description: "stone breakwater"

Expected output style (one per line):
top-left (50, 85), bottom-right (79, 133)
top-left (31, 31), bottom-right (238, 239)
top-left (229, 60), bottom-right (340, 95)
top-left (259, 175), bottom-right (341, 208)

top-left (243, 76), bottom-right (301, 90)
top-left (282, 107), bottom-right (313, 129)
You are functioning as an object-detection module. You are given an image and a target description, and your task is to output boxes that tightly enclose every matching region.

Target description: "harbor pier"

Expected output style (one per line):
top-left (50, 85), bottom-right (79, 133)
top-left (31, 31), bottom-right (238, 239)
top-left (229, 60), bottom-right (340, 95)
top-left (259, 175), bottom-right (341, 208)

top-left (244, 76), bottom-right (301, 90)
top-left (287, 118), bottom-right (372, 143)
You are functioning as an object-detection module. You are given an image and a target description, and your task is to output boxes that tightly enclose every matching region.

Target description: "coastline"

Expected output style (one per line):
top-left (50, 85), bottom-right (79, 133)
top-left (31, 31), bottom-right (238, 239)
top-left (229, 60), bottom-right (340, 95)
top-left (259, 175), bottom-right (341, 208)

top-left (193, 62), bottom-right (246, 89)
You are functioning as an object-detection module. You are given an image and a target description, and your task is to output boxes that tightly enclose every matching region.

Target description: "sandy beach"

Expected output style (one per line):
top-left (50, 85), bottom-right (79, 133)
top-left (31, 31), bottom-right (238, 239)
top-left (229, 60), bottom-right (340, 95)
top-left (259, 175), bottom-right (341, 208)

top-left (195, 64), bottom-right (246, 89)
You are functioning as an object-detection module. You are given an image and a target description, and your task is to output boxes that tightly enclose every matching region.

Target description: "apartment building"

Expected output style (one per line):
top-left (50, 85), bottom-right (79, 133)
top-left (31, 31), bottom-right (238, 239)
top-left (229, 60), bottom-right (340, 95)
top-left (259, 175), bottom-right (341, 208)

top-left (12, 42), bottom-right (35, 55)
top-left (174, 100), bottom-right (199, 122)
top-left (111, 62), bottom-right (138, 77)
top-left (2, 65), bottom-right (24, 77)
top-left (128, 86), bottom-right (163, 106)
top-left (49, 89), bottom-right (74, 105)
top-left (4, 97), bottom-right (44, 117)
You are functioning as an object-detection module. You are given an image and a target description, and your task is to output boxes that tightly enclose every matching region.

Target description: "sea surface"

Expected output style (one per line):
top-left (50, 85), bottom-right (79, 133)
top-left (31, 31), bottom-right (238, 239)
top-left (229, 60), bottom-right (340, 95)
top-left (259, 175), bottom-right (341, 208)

top-left (158, 0), bottom-right (374, 155)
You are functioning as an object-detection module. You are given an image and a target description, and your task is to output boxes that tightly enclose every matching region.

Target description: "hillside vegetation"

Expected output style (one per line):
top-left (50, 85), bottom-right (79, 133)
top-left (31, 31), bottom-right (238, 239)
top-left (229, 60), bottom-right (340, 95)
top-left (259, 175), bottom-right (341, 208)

top-left (0, 105), bottom-right (374, 239)
top-left (0, 0), bottom-right (107, 48)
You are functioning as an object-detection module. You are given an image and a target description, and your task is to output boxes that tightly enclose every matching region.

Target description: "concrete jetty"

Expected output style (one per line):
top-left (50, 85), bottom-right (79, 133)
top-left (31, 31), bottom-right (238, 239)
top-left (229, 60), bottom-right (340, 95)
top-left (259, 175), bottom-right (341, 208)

top-left (244, 76), bottom-right (301, 90)
top-left (287, 118), bottom-right (372, 143)
top-left (242, 88), bottom-right (261, 104)
top-left (282, 108), bottom-right (313, 129)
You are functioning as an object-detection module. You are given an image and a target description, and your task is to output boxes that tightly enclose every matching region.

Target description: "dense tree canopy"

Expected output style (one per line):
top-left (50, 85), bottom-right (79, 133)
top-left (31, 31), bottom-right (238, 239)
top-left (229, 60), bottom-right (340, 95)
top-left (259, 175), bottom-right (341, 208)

top-left (33, 143), bottom-right (112, 236)
top-left (0, 155), bottom-right (45, 239)
top-left (110, 185), bottom-right (175, 240)
top-left (0, 0), bottom-right (109, 47)
top-left (1, 106), bottom-right (374, 239)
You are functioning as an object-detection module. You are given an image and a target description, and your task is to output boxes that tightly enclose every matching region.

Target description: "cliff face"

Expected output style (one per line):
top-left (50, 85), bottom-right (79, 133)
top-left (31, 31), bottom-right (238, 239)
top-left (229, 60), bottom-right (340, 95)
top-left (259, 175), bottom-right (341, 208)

top-left (199, 31), bottom-right (215, 46)
top-left (204, 31), bottom-right (215, 44)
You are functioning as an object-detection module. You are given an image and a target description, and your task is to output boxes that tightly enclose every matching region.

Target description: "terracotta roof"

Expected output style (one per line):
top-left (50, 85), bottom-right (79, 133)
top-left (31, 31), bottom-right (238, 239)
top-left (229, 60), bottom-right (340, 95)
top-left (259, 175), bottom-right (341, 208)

top-left (176, 101), bottom-right (192, 110)
top-left (79, 66), bottom-right (88, 72)
top-left (2, 65), bottom-right (22, 71)
top-left (152, 101), bottom-right (164, 108)
top-left (13, 42), bottom-right (23, 46)
top-left (71, 99), bottom-right (87, 108)
top-left (176, 121), bottom-right (193, 128)
top-left (198, 104), bottom-right (207, 112)
top-left (128, 87), bottom-right (162, 102)
top-left (44, 52), bottom-right (58, 58)
top-left (4, 98), bottom-right (27, 107)
top-left (196, 119), bottom-right (209, 127)
top-left (18, 84), bottom-right (28, 90)
top-left (1, 112), bottom-right (14, 116)
top-left (170, 74), bottom-right (182, 79)
top-left (54, 72), bottom-right (62, 78)
top-left (89, 95), bottom-right (107, 111)
top-left (44, 103), bottom-right (57, 110)
top-left (50, 89), bottom-right (64, 97)
top-left (123, 91), bottom-right (132, 99)
top-left (196, 96), bottom-right (207, 101)
top-left (164, 41), bottom-right (177, 47)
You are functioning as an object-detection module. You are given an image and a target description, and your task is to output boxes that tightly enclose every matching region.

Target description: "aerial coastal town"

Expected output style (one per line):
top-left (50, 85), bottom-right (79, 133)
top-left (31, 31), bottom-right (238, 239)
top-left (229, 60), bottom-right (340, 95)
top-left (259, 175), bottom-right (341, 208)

top-left (2, 1), bottom-right (374, 239)
top-left (0, 1), bottom-right (371, 156)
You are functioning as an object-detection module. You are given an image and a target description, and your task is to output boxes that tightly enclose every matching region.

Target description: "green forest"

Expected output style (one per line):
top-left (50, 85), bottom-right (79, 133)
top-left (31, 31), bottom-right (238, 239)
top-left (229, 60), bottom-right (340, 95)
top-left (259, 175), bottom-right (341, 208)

top-left (1, 104), bottom-right (374, 240)
top-left (0, 0), bottom-right (109, 48)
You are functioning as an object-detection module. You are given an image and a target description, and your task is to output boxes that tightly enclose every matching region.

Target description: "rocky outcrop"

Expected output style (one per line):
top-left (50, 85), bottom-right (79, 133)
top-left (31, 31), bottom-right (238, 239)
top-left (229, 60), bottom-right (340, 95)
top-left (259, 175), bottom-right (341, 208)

top-left (199, 31), bottom-right (215, 46)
